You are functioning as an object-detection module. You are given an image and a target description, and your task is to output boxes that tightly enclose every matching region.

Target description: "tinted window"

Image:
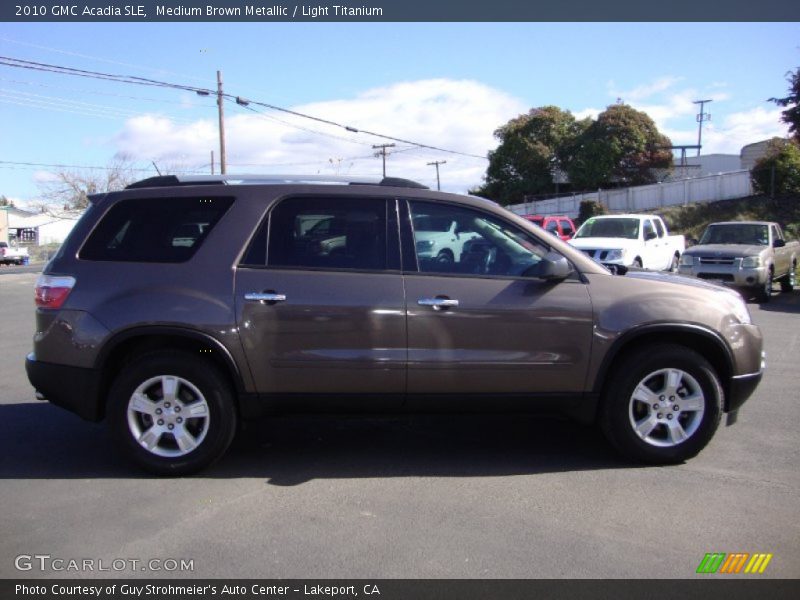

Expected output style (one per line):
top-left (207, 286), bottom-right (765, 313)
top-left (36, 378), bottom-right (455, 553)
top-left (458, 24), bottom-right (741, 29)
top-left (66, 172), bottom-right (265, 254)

top-left (266, 197), bottom-right (388, 271)
top-left (643, 220), bottom-right (655, 240)
top-left (409, 201), bottom-right (549, 277)
top-left (654, 219), bottom-right (665, 238)
top-left (545, 220), bottom-right (559, 233)
top-left (559, 220), bottom-right (574, 235)
top-left (80, 196), bottom-right (233, 262)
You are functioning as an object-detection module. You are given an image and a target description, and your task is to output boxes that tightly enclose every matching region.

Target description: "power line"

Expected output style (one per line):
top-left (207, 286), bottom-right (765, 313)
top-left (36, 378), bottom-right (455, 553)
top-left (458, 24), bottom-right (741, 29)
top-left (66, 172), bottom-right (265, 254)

top-left (0, 54), bottom-right (489, 161)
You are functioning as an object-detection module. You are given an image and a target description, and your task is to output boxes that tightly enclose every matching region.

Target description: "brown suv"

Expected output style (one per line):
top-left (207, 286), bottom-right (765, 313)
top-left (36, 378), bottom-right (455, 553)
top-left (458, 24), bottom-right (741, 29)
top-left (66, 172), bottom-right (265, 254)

top-left (26, 175), bottom-right (764, 474)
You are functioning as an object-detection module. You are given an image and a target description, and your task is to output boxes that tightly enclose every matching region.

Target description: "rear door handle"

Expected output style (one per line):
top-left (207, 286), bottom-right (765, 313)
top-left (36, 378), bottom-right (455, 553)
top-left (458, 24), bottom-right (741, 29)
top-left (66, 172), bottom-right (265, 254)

top-left (418, 297), bottom-right (459, 311)
top-left (245, 292), bottom-right (287, 303)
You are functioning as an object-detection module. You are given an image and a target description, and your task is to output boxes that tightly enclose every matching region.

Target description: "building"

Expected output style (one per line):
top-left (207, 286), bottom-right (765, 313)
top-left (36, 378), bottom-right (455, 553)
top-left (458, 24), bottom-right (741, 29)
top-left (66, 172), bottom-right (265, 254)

top-left (1, 206), bottom-right (82, 246)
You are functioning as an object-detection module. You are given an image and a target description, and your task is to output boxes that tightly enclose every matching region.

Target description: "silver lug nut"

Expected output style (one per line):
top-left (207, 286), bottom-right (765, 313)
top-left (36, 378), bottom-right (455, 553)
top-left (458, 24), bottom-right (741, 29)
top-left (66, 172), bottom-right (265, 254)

top-left (168, 424), bottom-right (174, 430)
top-left (673, 405), bottom-right (680, 411)
top-left (177, 417), bottom-right (183, 424)
top-left (155, 408), bottom-right (162, 415)
top-left (657, 413), bottom-right (664, 419)
top-left (157, 419), bottom-right (164, 426)
top-left (667, 414), bottom-right (674, 420)
top-left (164, 402), bottom-right (171, 408)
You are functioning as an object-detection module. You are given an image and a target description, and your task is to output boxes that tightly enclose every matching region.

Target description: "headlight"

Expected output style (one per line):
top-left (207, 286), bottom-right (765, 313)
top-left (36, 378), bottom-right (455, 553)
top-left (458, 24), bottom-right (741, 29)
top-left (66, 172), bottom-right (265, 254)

top-left (679, 254), bottom-right (694, 266)
top-left (416, 240), bottom-right (435, 253)
top-left (606, 249), bottom-right (626, 261)
top-left (741, 256), bottom-right (762, 268)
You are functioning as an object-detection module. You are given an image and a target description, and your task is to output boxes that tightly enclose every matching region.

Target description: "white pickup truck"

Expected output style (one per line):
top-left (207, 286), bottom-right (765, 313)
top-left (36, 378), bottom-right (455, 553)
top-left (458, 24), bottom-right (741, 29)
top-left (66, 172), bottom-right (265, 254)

top-left (569, 214), bottom-right (685, 271)
top-left (0, 241), bottom-right (29, 266)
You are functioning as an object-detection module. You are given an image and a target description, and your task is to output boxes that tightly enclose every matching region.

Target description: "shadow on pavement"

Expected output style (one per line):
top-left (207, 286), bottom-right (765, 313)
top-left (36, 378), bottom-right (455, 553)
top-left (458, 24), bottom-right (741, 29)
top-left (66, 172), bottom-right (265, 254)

top-left (0, 403), bottom-right (635, 483)
top-left (756, 289), bottom-right (800, 314)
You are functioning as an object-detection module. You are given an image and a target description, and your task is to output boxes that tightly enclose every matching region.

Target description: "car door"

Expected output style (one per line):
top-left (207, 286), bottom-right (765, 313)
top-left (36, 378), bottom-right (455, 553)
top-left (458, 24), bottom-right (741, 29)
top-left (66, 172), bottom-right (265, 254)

top-left (642, 218), bottom-right (663, 269)
top-left (402, 199), bottom-right (593, 398)
top-left (234, 195), bottom-right (405, 407)
top-left (771, 224), bottom-right (789, 275)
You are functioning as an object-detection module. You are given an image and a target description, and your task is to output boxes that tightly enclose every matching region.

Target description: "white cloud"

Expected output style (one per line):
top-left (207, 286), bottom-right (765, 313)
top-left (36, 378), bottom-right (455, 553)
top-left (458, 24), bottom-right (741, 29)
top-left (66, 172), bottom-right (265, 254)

top-left (610, 76), bottom-right (684, 102)
top-left (110, 79), bottom-right (525, 192)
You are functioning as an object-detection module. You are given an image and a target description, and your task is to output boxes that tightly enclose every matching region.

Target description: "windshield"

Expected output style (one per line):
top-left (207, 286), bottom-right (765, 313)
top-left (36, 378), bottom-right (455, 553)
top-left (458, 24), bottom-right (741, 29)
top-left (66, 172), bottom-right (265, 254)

top-left (699, 224), bottom-right (769, 245)
top-left (574, 217), bottom-right (640, 240)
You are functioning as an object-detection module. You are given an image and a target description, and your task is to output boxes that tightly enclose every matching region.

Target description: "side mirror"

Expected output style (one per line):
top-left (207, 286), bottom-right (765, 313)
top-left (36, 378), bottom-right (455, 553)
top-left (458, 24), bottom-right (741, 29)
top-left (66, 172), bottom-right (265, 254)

top-left (524, 252), bottom-right (572, 280)
top-left (774, 238), bottom-right (786, 248)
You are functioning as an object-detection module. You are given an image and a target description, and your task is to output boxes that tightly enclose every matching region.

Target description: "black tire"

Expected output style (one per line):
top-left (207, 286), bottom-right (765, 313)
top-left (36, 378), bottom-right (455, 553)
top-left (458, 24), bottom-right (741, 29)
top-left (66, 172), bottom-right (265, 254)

top-left (599, 344), bottom-right (723, 464)
top-left (755, 271), bottom-right (773, 303)
top-left (436, 249), bottom-right (454, 266)
top-left (108, 350), bottom-right (237, 476)
top-left (669, 254), bottom-right (679, 272)
top-left (779, 264), bottom-right (796, 293)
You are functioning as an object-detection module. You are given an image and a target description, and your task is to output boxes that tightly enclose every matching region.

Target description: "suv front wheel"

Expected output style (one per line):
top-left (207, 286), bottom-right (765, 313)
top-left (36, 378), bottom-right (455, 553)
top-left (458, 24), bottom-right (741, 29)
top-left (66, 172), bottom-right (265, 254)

top-left (108, 351), bottom-right (237, 475)
top-left (600, 344), bottom-right (722, 464)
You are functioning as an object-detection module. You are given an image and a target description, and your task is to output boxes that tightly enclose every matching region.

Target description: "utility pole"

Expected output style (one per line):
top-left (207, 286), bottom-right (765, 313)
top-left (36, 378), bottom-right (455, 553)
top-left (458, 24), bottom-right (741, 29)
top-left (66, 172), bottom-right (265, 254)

top-left (372, 143), bottom-right (395, 177)
top-left (210, 150), bottom-right (215, 175)
top-left (693, 99), bottom-right (712, 157)
top-left (217, 70), bottom-right (227, 174)
top-left (427, 160), bottom-right (447, 190)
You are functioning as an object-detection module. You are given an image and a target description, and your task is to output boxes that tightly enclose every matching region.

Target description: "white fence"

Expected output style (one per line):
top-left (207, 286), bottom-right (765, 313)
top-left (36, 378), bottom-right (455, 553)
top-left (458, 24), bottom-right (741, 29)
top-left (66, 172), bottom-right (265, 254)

top-left (506, 170), bottom-right (753, 219)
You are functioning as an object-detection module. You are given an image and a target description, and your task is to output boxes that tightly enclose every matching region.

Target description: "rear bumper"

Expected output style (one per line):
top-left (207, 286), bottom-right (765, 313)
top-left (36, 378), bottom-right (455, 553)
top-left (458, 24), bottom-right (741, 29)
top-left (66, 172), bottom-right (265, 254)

top-left (25, 353), bottom-right (104, 422)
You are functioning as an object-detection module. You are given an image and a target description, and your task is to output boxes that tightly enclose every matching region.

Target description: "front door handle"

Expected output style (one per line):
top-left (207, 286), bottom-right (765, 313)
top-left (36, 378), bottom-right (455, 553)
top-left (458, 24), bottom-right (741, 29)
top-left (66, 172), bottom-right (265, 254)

top-left (418, 297), bottom-right (459, 311)
top-left (245, 292), bottom-right (287, 303)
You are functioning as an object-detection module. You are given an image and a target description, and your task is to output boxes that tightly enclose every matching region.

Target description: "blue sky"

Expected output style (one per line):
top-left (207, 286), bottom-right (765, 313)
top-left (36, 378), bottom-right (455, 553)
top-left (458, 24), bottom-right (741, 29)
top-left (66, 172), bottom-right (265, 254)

top-left (1, 22), bottom-right (798, 202)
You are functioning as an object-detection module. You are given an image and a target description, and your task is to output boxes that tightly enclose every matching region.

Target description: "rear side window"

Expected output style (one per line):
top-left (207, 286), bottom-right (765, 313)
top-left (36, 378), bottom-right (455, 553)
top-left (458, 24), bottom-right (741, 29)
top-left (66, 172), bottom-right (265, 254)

top-left (655, 219), bottom-right (665, 238)
top-left (80, 196), bottom-right (233, 262)
top-left (263, 197), bottom-right (389, 271)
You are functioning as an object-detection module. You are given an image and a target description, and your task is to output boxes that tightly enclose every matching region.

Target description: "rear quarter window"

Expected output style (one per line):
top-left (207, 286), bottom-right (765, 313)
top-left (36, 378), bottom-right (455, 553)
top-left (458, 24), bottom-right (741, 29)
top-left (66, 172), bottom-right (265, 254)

top-left (79, 196), bottom-right (233, 262)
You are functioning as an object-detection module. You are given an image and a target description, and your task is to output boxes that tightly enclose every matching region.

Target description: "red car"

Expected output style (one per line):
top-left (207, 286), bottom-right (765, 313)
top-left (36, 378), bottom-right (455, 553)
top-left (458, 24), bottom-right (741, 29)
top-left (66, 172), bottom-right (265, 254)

top-left (523, 215), bottom-right (577, 241)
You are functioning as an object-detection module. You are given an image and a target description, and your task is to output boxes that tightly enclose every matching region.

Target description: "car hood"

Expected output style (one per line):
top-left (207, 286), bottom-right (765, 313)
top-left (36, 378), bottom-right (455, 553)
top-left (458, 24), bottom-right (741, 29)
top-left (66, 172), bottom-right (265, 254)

top-left (622, 268), bottom-right (734, 293)
top-left (569, 237), bottom-right (640, 250)
top-left (684, 243), bottom-right (766, 257)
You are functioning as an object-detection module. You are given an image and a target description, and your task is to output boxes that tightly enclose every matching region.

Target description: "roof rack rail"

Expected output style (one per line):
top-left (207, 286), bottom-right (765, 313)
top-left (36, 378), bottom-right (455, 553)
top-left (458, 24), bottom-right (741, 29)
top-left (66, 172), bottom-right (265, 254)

top-left (125, 174), bottom-right (429, 190)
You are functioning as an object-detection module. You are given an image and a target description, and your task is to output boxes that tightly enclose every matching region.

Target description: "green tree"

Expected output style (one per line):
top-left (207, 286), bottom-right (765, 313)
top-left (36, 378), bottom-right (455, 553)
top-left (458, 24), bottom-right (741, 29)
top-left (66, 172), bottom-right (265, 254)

top-left (0, 195), bottom-right (15, 208)
top-left (564, 104), bottom-right (673, 190)
top-left (473, 106), bottom-right (589, 205)
top-left (751, 138), bottom-right (800, 196)
top-left (769, 67), bottom-right (800, 142)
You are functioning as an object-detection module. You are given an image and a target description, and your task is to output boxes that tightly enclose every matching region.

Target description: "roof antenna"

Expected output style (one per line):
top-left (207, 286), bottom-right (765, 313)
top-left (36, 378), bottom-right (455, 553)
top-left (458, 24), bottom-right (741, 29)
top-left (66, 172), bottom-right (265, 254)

top-left (151, 161), bottom-right (162, 176)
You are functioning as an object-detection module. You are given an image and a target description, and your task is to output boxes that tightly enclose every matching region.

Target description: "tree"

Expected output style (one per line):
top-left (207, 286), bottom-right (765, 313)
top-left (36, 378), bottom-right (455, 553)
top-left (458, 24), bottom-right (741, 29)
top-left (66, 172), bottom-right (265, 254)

top-left (751, 137), bottom-right (800, 196)
top-left (769, 67), bottom-right (800, 142)
top-left (564, 104), bottom-right (673, 190)
top-left (0, 195), bottom-right (15, 208)
top-left (36, 154), bottom-right (139, 211)
top-left (473, 106), bottom-right (589, 205)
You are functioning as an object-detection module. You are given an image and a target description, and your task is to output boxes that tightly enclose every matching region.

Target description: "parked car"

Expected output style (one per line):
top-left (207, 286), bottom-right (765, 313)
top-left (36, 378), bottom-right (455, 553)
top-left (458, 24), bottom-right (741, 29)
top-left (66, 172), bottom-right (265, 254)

top-left (412, 214), bottom-right (480, 268)
top-left (27, 174), bottom-right (763, 475)
top-left (679, 221), bottom-right (798, 302)
top-left (569, 214), bottom-right (684, 271)
top-left (522, 215), bottom-right (577, 241)
top-left (0, 241), bottom-right (29, 265)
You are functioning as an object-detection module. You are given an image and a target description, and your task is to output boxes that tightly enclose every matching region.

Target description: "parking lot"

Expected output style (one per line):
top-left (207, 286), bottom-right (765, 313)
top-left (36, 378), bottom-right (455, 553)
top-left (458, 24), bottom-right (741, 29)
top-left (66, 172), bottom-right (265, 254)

top-left (1, 270), bottom-right (798, 579)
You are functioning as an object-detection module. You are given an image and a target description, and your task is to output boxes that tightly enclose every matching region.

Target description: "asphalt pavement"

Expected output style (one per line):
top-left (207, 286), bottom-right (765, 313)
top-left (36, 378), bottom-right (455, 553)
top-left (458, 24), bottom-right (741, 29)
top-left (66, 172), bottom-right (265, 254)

top-left (1, 272), bottom-right (798, 579)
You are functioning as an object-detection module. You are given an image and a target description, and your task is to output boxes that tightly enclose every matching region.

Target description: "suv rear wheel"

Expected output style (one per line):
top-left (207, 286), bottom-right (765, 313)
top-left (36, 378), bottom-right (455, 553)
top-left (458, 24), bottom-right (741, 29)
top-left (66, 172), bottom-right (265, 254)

top-left (600, 344), bottom-right (722, 464)
top-left (108, 351), bottom-right (237, 475)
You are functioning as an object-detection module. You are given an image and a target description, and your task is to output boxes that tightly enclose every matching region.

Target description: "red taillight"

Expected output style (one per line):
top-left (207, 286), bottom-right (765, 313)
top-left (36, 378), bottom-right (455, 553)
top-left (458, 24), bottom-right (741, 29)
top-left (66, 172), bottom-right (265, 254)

top-left (35, 275), bottom-right (76, 309)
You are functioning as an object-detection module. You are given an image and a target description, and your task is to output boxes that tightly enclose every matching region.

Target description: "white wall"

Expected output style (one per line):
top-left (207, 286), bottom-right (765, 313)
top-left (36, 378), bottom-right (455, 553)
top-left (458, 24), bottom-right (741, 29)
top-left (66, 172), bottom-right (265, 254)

top-left (507, 170), bottom-right (753, 219)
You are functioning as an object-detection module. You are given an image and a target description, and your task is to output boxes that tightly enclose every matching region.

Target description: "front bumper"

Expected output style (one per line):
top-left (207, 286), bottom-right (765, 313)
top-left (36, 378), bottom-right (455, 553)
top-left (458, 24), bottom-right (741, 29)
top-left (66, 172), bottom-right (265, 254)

top-left (678, 263), bottom-right (768, 289)
top-left (25, 353), bottom-right (104, 421)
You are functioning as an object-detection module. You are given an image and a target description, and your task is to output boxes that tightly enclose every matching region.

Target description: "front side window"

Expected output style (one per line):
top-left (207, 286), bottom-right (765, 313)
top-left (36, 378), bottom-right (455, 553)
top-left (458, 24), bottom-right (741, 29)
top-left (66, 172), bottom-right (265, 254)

top-left (265, 197), bottom-right (388, 271)
top-left (80, 196), bottom-right (233, 262)
top-left (409, 201), bottom-right (550, 277)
